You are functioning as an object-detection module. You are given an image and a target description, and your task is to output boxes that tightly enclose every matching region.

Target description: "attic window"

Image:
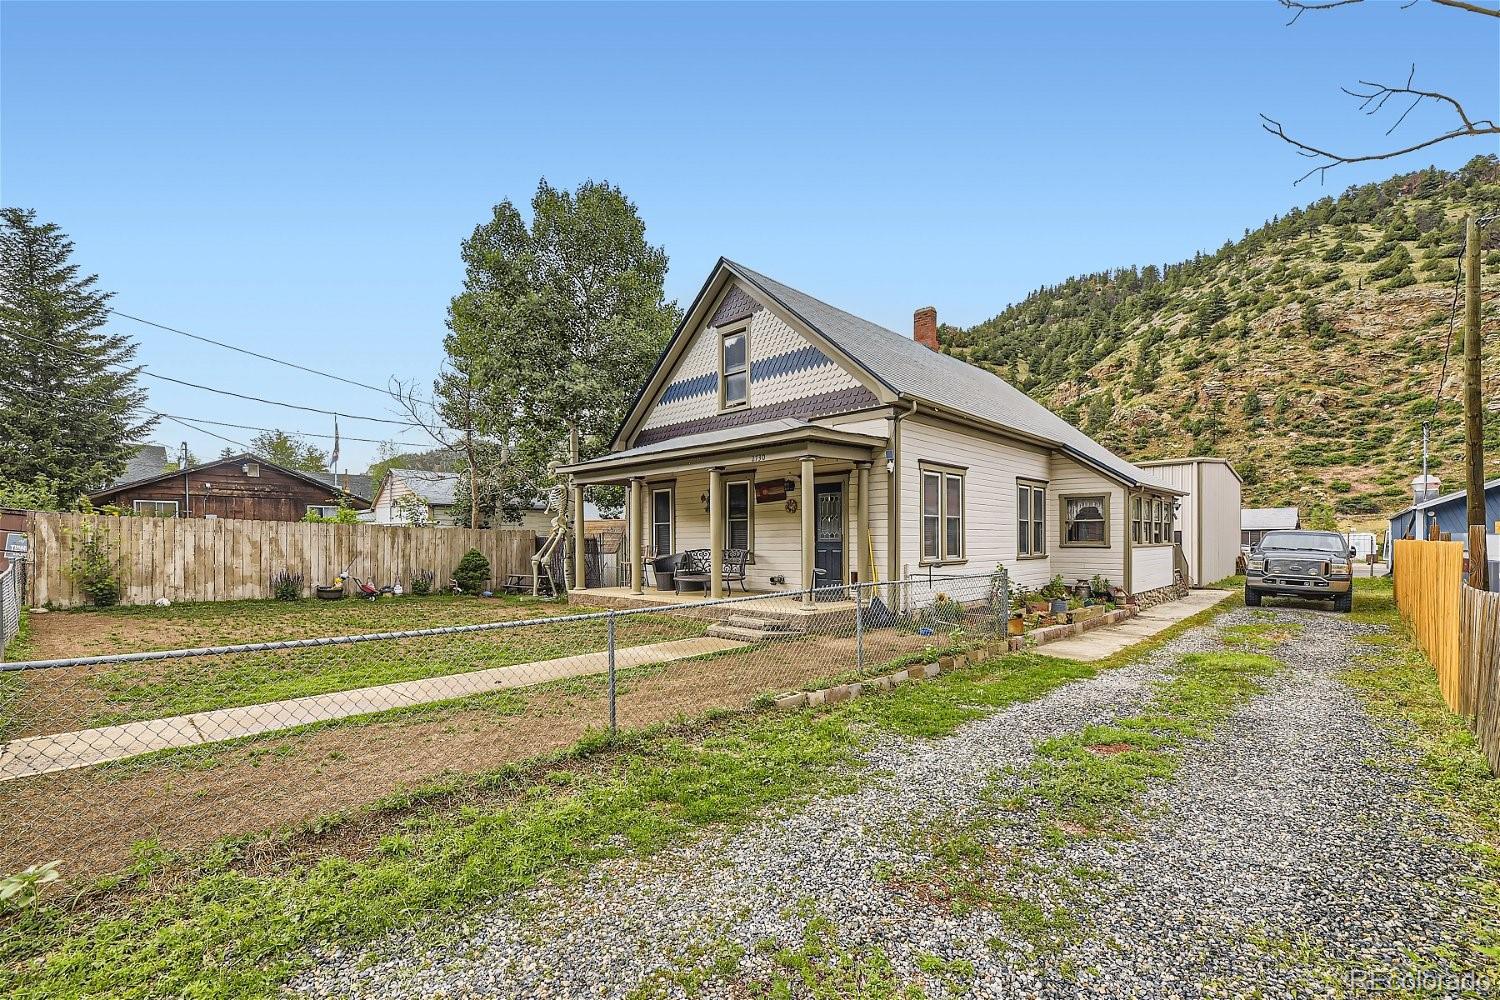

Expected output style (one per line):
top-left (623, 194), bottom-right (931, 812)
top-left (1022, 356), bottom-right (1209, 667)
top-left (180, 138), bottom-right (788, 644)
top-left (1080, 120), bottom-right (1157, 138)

top-left (720, 326), bottom-right (749, 409)
top-left (242, 462), bottom-right (260, 478)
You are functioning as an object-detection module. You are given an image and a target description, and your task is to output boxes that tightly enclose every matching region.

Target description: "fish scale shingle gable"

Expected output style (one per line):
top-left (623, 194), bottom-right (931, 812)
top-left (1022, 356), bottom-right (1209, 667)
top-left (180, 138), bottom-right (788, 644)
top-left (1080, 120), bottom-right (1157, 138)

top-left (719, 260), bottom-right (1160, 489)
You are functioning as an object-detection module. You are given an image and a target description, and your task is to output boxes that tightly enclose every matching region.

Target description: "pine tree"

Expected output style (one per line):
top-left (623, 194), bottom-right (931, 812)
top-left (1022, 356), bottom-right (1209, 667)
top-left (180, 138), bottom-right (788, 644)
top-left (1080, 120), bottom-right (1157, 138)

top-left (0, 208), bottom-right (156, 500)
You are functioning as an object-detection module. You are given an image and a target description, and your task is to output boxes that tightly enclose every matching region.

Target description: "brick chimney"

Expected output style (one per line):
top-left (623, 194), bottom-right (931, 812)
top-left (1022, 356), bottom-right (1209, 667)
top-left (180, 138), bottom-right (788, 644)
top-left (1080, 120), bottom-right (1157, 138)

top-left (913, 306), bottom-right (939, 351)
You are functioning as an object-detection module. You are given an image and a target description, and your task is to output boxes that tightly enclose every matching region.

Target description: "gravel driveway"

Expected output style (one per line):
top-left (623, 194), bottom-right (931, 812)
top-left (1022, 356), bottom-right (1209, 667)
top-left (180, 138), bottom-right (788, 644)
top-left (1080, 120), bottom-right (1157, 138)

top-left (291, 605), bottom-right (1495, 999)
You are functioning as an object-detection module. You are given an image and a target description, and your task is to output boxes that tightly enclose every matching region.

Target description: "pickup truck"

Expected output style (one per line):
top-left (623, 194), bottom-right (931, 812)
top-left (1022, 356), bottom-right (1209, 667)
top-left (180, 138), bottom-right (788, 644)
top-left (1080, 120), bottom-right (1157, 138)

top-left (1245, 529), bottom-right (1356, 612)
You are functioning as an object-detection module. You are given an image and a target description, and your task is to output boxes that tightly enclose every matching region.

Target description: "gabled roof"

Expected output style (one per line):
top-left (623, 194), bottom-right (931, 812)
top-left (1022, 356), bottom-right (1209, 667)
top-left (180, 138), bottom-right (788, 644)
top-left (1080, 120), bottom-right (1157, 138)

top-left (109, 444), bottom-right (169, 488)
top-left (88, 452), bottom-right (368, 505)
top-left (387, 469), bottom-right (462, 506)
top-left (1389, 477), bottom-right (1500, 518)
top-left (1242, 507), bottom-right (1300, 530)
top-left (616, 258), bottom-right (1168, 491)
top-left (308, 472), bottom-right (374, 502)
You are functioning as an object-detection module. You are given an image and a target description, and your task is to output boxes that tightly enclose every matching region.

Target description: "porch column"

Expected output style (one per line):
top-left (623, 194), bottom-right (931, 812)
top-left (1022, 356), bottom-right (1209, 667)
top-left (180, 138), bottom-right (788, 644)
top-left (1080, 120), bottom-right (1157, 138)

top-left (629, 477), bottom-right (644, 595)
top-left (709, 466), bottom-right (724, 599)
top-left (571, 478), bottom-right (586, 590)
top-left (800, 455), bottom-right (817, 609)
top-left (856, 461), bottom-right (871, 603)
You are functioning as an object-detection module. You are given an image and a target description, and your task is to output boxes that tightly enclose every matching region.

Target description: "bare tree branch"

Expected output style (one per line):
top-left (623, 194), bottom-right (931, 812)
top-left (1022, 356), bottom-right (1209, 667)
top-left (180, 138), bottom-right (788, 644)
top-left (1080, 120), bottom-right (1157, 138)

top-left (1279, 0), bottom-right (1367, 27)
top-left (1266, 52), bottom-right (1500, 182)
top-left (1431, 0), bottom-right (1500, 17)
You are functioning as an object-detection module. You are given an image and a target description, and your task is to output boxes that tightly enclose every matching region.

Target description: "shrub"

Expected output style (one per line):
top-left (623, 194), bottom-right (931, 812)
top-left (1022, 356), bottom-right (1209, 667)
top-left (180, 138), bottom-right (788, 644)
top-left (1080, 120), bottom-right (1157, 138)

top-left (409, 569), bottom-right (435, 596)
top-left (452, 549), bottom-right (491, 594)
top-left (66, 518), bottom-right (122, 607)
top-left (271, 571), bottom-right (303, 601)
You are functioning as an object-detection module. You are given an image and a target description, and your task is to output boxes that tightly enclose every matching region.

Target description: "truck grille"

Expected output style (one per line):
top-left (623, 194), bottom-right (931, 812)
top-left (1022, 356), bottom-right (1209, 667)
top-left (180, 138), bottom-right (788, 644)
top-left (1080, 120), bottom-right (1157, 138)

top-left (1267, 558), bottom-right (1327, 577)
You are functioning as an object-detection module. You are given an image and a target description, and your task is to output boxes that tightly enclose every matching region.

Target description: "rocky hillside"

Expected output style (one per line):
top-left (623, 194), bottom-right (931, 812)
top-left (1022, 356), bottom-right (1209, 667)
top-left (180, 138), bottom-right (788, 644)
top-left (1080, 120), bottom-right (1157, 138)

top-left (944, 156), bottom-right (1500, 526)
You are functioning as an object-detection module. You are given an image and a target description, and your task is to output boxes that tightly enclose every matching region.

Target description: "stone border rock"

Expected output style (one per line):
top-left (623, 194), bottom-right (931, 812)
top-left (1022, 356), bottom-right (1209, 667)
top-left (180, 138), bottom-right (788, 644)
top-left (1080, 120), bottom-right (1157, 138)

top-left (773, 603), bottom-right (1141, 712)
top-left (773, 650), bottom-right (984, 711)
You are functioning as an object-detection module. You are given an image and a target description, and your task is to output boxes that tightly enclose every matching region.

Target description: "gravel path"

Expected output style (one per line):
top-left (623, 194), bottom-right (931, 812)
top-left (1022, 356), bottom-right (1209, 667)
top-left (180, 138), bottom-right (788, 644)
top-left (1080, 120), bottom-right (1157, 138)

top-left (290, 605), bottom-right (1495, 999)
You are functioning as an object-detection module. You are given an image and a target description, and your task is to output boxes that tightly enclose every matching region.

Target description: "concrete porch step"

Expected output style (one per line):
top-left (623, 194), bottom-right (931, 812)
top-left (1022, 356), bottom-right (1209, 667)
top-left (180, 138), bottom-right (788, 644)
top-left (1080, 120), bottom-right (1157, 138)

top-left (725, 613), bottom-right (795, 631)
top-left (705, 618), bottom-right (805, 642)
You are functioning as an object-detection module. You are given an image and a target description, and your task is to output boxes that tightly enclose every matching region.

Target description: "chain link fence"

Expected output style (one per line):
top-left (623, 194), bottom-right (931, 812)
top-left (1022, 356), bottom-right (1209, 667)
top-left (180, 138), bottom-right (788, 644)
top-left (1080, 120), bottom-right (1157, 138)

top-left (1, 569), bottom-right (1008, 885)
top-left (0, 560), bottom-right (22, 659)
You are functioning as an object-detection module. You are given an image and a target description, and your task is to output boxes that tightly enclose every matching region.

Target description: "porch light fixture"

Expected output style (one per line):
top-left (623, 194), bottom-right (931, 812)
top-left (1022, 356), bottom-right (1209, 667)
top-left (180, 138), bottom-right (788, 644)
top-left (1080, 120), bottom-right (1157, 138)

top-left (700, 492), bottom-right (709, 512)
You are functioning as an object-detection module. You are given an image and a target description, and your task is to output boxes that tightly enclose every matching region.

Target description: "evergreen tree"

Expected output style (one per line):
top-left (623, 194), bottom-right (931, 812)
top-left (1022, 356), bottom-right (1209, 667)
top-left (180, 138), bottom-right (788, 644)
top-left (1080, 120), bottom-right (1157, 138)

top-left (0, 208), bottom-right (156, 500)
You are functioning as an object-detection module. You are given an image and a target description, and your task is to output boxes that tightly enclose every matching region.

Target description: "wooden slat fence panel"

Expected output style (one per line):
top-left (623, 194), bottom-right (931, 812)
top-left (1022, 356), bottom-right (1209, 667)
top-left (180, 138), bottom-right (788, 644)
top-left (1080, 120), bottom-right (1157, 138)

top-left (1392, 539), bottom-right (1464, 709)
top-left (23, 512), bottom-right (535, 608)
top-left (1394, 538), bottom-right (1500, 774)
top-left (1462, 585), bottom-right (1500, 776)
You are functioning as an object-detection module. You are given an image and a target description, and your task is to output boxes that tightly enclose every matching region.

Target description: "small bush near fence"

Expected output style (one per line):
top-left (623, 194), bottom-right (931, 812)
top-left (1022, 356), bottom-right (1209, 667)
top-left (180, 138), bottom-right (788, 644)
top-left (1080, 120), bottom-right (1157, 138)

top-left (0, 572), bottom-right (1006, 889)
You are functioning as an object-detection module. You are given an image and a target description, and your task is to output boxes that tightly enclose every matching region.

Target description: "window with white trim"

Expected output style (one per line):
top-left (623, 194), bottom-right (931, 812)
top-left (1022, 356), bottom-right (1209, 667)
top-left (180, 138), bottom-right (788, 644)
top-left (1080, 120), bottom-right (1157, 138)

top-left (1131, 495), bottom-right (1143, 544)
top-left (920, 466), bottom-right (965, 563)
top-left (651, 486), bottom-right (673, 556)
top-left (1063, 494), bottom-right (1108, 547)
top-left (133, 500), bottom-right (179, 518)
top-left (720, 327), bottom-right (749, 408)
top-left (1017, 479), bottom-right (1046, 557)
top-left (724, 480), bottom-right (752, 550)
top-left (306, 504), bottom-right (339, 520)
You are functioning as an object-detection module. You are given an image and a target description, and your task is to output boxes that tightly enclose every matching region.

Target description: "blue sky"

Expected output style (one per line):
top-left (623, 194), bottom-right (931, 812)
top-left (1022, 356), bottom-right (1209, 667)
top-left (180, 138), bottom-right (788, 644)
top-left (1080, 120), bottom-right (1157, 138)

top-left (3, 1), bottom-right (1496, 471)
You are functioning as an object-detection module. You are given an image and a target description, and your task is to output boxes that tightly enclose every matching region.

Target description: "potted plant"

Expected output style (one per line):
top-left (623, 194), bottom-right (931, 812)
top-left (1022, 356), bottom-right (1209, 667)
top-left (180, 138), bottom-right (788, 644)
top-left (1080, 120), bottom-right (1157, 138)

top-left (1039, 574), bottom-right (1069, 616)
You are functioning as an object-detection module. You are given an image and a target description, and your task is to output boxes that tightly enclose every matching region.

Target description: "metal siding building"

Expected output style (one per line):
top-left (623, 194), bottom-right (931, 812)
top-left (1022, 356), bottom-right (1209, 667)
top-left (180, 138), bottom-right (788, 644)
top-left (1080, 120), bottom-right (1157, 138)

top-left (1137, 458), bottom-right (1243, 586)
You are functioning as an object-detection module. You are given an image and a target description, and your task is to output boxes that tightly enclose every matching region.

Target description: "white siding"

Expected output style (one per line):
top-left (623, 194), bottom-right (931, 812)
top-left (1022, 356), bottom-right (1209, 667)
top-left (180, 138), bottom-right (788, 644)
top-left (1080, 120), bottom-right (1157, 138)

top-left (640, 284), bottom-right (863, 433)
top-left (1198, 462), bottom-right (1243, 584)
top-left (1049, 456), bottom-right (1126, 592)
top-left (1131, 545), bottom-right (1175, 592)
top-left (898, 415), bottom-right (1054, 590)
top-left (1138, 460), bottom-right (1242, 585)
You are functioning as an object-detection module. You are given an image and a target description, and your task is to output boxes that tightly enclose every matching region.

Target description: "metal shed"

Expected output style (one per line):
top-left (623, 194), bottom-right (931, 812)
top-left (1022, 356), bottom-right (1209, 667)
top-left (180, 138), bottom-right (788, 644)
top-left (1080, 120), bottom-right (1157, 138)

top-left (1137, 458), bottom-right (1243, 586)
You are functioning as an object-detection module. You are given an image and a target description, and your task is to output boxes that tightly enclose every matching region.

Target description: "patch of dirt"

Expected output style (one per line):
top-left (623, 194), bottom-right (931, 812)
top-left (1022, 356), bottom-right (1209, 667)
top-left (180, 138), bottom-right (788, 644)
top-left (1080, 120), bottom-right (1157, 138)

top-left (1, 630), bottom-right (938, 885)
top-left (1086, 742), bottom-right (1132, 756)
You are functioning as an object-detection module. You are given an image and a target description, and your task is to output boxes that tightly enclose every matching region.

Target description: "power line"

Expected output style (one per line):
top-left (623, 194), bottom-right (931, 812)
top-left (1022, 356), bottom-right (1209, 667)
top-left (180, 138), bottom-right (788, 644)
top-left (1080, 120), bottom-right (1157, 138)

top-left (1, 327), bottom-right (445, 428)
top-left (108, 308), bottom-right (440, 407)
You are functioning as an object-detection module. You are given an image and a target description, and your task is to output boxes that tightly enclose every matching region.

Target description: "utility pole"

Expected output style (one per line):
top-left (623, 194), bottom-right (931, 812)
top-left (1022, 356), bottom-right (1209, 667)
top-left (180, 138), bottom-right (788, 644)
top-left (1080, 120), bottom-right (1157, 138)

top-left (1462, 215), bottom-right (1487, 590)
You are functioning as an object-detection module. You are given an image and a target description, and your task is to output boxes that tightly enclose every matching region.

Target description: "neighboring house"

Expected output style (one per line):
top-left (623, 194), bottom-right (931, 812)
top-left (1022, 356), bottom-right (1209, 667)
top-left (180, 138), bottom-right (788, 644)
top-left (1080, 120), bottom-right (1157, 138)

top-left (558, 258), bottom-right (1186, 605)
top-left (369, 469), bottom-right (571, 534)
top-left (1135, 458), bottom-right (1242, 586)
top-left (108, 444), bottom-right (170, 488)
top-left (1387, 477), bottom-right (1500, 589)
top-left (88, 453), bottom-right (370, 522)
top-left (1242, 507), bottom-right (1300, 549)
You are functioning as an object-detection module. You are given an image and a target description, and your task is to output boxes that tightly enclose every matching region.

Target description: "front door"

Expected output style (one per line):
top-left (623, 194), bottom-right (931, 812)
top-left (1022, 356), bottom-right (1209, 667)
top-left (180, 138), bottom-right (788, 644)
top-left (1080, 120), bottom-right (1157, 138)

top-left (814, 482), bottom-right (845, 599)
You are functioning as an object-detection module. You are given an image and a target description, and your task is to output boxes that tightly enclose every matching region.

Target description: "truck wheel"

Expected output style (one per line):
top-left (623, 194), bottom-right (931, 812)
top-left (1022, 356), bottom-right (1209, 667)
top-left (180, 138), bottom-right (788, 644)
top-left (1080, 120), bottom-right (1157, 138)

top-left (1334, 592), bottom-right (1352, 613)
top-left (1244, 588), bottom-right (1262, 607)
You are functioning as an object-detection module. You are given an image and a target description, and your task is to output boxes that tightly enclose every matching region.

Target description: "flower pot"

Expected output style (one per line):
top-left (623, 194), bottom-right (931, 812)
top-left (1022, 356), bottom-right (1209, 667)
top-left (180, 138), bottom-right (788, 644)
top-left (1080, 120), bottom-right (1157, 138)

top-left (315, 585), bottom-right (345, 601)
top-left (1049, 598), bottom-right (1068, 615)
top-left (1008, 616), bottom-right (1026, 637)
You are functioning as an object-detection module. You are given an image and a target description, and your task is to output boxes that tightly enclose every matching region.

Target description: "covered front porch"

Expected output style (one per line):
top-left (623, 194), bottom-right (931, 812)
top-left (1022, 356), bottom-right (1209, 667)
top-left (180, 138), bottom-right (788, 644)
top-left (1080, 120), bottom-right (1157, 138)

top-left (557, 419), bottom-right (888, 608)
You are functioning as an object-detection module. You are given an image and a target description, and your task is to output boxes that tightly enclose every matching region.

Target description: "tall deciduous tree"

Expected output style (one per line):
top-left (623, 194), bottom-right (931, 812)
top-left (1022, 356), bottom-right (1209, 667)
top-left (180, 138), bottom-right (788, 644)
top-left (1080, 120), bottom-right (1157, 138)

top-left (247, 429), bottom-right (329, 472)
top-left (0, 208), bottom-right (157, 501)
top-left (439, 179), bottom-right (679, 522)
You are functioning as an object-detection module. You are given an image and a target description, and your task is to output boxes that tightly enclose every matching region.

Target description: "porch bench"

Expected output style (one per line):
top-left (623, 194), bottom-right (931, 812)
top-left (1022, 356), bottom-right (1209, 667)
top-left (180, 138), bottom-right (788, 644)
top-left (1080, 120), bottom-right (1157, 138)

top-left (672, 548), bottom-right (750, 595)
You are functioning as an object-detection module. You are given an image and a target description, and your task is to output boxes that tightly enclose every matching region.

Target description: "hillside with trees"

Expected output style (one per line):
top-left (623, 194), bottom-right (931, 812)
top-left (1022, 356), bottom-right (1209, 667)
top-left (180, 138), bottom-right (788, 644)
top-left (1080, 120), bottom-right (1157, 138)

top-left (943, 156), bottom-right (1500, 524)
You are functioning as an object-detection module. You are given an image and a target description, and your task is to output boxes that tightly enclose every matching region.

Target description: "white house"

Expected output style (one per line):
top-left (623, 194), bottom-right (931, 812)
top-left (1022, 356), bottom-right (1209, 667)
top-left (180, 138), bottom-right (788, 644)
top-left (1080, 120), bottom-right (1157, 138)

top-left (1241, 507), bottom-right (1301, 549)
top-left (371, 468), bottom-right (598, 536)
top-left (1135, 458), bottom-right (1242, 586)
top-left (558, 258), bottom-right (1187, 606)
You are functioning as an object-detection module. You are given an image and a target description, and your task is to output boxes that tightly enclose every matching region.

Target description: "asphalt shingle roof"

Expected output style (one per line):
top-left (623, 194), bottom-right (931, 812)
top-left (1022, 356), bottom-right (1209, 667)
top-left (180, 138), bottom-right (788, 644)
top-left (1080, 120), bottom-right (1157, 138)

top-left (722, 260), bottom-right (1162, 489)
top-left (308, 472), bottom-right (374, 502)
top-left (390, 469), bottom-right (461, 506)
top-left (110, 445), bottom-right (169, 488)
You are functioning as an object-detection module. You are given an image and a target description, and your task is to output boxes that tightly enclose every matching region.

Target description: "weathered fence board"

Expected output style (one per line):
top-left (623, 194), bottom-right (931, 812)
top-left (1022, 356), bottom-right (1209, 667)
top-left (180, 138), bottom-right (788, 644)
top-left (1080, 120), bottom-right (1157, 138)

top-left (24, 512), bottom-right (536, 608)
top-left (1393, 538), bottom-right (1500, 774)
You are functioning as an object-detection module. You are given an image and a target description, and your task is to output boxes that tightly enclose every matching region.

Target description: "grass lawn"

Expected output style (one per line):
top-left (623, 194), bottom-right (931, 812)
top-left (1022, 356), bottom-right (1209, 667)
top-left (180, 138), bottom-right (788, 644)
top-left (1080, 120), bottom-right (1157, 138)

top-left (3, 595), bottom-right (708, 738)
top-left (0, 593), bottom-right (1242, 1000)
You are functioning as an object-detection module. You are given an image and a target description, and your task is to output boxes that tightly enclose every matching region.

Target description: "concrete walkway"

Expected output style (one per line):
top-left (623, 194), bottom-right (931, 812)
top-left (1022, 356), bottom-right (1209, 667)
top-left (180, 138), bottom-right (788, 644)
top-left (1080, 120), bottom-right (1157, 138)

top-left (1041, 588), bottom-right (1236, 661)
top-left (0, 636), bottom-right (746, 780)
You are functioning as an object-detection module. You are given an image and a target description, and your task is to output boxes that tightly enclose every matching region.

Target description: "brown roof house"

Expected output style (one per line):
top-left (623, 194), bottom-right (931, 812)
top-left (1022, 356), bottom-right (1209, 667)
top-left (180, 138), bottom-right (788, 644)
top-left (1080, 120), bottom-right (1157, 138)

top-left (89, 453), bottom-right (371, 522)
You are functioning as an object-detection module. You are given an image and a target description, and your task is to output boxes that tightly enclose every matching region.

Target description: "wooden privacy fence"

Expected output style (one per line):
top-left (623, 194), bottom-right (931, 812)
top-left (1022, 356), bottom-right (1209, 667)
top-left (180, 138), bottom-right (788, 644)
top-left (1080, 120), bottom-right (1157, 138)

top-left (1392, 539), bottom-right (1464, 704)
top-left (1393, 538), bottom-right (1500, 774)
top-left (25, 512), bottom-right (536, 608)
